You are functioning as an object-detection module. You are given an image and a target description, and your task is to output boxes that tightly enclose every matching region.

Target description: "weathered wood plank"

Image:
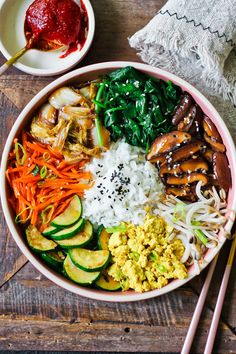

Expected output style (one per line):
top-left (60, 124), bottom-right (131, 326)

top-left (0, 315), bottom-right (235, 353)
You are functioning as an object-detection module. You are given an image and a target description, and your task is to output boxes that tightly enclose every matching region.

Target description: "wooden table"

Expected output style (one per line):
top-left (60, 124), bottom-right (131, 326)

top-left (0, 1), bottom-right (236, 353)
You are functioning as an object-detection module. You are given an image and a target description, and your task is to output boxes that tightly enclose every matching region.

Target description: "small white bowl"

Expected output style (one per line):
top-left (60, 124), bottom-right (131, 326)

top-left (0, 0), bottom-right (95, 76)
top-left (1, 62), bottom-right (236, 302)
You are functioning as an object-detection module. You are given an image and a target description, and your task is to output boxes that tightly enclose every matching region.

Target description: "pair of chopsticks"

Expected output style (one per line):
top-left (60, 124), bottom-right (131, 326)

top-left (181, 233), bottom-right (236, 354)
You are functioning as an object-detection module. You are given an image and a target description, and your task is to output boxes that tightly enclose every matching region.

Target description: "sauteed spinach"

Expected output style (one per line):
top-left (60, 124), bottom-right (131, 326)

top-left (95, 66), bottom-right (181, 149)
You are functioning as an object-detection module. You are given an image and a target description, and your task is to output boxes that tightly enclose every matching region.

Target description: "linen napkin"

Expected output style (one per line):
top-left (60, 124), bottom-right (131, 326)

top-left (129, 0), bottom-right (236, 106)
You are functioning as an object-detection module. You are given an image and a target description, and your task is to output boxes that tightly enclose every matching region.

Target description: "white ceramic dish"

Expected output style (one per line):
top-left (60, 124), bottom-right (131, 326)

top-left (1, 61), bottom-right (236, 302)
top-left (0, 0), bottom-right (95, 76)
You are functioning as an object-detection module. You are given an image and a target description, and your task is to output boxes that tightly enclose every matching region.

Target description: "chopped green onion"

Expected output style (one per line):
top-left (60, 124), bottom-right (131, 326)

top-left (194, 229), bottom-right (208, 245)
top-left (172, 202), bottom-right (186, 222)
top-left (95, 82), bottom-right (106, 147)
top-left (43, 152), bottom-right (51, 161)
top-left (105, 106), bottom-right (126, 113)
top-left (149, 251), bottom-right (157, 262)
top-left (15, 142), bottom-right (27, 165)
top-left (40, 166), bottom-right (47, 179)
top-left (15, 207), bottom-right (32, 224)
top-left (92, 99), bottom-right (106, 109)
top-left (156, 264), bottom-right (167, 273)
top-left (31, 165), bottom-right (39, 176)
top-left (131, 252), bottom-right (140, 261)
top-left (40, 205), bottom-right (54, 224)
top-left (192, 221), bottom-right (208, 245)
top-left (106, 224), bottom-right (127, 233)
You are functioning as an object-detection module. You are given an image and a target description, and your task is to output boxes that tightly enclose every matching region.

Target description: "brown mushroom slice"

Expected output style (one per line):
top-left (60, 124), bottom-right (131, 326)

top-left (177, 104), bottom-right (203, 133)
top-left (166, 173), bottom-right (208, 186)
top-left (202, 149), bottom-right (214, 162)
top-left (203, 133), bottom-right (225, 153)
top-left (203, 116), bottom-right (222, 142)
top-left (160, 158), bottom-right (208, 177)
top-left (169, 141), bottom-right (206, 163)
top-left (212, 152), bottom-right (231, 192)
top-left (159, 162), bottom-right (182, 177)
top-left (180, 158), bottom-right (208, 173)
top-left (172, 92), bottom-right (194, 125)
top-left (149, 154), bottom-right (167, 165)
top-left (146, 131), bottom-right (191, 160)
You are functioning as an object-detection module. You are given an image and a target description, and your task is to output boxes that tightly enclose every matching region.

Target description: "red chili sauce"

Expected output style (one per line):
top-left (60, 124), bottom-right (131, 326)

top-left (24, 0), bottom-right (88, 57)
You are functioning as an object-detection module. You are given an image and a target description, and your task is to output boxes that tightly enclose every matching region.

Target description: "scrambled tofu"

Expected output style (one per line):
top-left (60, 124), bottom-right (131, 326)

top-left (108, 214), bottom-right (188, 292)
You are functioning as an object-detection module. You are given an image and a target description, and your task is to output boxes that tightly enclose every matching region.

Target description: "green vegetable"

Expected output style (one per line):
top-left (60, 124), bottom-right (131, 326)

top-left (105, 224), bottom-right (127, 233)
top-left (156, 264), bottom-right (167, 273)
top-left (98, 226), bottom-right (110, 250)
top-left (26, 225), bottom-right (57, 252)
top-left (192, 221), bottom-right (208, 245)
top-left (96, 66), bottom-right (181, 149)
top-left (15, 142), bottom-right (27, 165)
top-left (94, 82), bottom-right (106, 146)
top-left (172, 202), bottom-right (186, 222)
top-left (15, 206), bottom-right (32, 224)
top-left (69, 248), bottom-right (110, 272)
top-left (63, 255), bottom-right (100, 285)
top-left (95, 270), bottom-right (121, 291)
top-left (40, 166), bottom-right (48, 178)
top-left (149, 251), bottom-right (157, 262)
top-left (31, 165), bottom-right (39, 176)
top-left (40, 205), bottom-right (54, 224)
top-left (194, 229), bottom-right (208, 246)
top-left (51, 195), bottom-right (82, 228)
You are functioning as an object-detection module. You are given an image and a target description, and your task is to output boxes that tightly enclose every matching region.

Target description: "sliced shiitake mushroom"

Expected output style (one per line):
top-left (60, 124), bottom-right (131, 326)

top-left (203, 133), bottom-right (225, 153)
top-left (166, 173), bottom-right (208, 186)
top-left (212, 152), bottom-right (231, 191)
top-left (146, 131), bottom-right (191, 161)
top-left (177, 104), bottom-right (203, 133)
top-left (202, 148), bottom-right (214, 162)
top-left (149, 155), bottom-right (166, 165)
top-left (180, 158), bottom-right (208, 173)
top-left (203, 116), bottom-right (222, 142)
top-left (172, 92), bottom-right (194, 125)
top-left (168, 141), bottom-right (206, 163)
top-left (159, 158), bottom-right (208, 177)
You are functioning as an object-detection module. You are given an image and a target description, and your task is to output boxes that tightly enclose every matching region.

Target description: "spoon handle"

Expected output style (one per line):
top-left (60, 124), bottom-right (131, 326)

top-left (0, 47), bottom-right (28, 76)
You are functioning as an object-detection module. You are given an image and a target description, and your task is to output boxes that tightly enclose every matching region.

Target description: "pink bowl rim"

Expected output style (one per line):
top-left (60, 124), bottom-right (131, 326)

top-left (1, 61), bottom-right (236, 302)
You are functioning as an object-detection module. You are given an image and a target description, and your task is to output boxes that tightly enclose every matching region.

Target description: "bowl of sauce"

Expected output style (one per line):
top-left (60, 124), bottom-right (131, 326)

top-left (0, 0), bottom-right (95, 76)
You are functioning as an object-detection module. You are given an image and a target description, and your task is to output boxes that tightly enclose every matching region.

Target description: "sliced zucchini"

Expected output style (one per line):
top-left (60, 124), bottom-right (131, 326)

top-left (95, 269), bottom-right (121, 291)
top-left (56, 220), bottom-right (93, 248)
top-left (26, 225), bottom-right (57, 252)
top-left (63, 255), bottom-right (100, 285)
top-left (51, 195), bottom-right (82, 228)
top-left (69, 248), bottom-right (110, 272)
top-left (41, 250), bottom-right (66, 269)
top-left (98, 226), bottom-right (110, 250)
top-left (50, 218), bottom-right (85, 240)
top-left (42, 225), bottom-right (59, 236)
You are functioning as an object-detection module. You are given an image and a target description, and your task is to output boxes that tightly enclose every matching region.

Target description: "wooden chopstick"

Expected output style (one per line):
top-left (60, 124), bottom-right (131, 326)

top-left (181, 234), bottom-right (236, 354)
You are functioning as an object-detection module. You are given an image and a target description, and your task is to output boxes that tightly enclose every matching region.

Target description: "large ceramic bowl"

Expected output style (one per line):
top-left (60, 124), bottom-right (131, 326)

top-left (1, 62), bottom-right (236, 302)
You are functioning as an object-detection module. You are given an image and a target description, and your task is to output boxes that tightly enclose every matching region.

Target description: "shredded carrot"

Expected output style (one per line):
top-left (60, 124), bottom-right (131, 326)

top-left (6, 131), bottom-right (92, 229)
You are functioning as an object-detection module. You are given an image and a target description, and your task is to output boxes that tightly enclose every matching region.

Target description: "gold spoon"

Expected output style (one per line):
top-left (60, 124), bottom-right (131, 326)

top-left (0, 35), bottom-right (65, 76)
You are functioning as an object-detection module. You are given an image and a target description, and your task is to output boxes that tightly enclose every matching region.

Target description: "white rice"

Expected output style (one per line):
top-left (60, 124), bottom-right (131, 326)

top-left (83, 140), bottom-right (163, 227)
